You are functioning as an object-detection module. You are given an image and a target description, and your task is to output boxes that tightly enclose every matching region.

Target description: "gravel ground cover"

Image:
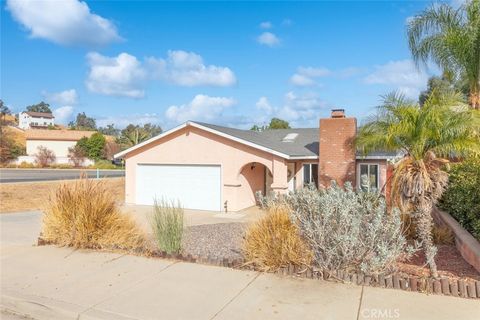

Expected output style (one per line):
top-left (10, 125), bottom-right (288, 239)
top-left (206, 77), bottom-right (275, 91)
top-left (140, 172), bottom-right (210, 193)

top-left (181, 221), bottom-right (480, 282)
top-left (182, 222), bottom-right (247, 260)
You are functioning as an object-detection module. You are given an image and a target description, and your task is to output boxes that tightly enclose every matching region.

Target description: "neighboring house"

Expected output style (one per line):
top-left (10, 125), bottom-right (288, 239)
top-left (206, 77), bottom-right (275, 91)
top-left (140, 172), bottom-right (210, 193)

top-left (18, 111), bottom-right (55, 129)
top-left (115, 109), bottom-right (398, 212)
top-left (16, 129), bottom-right (95, 165)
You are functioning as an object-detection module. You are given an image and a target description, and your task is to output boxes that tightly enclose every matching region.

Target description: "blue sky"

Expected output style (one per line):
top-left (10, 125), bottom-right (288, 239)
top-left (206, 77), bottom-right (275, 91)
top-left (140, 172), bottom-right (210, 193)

top-left (1, 0), bottom-right (443, 130)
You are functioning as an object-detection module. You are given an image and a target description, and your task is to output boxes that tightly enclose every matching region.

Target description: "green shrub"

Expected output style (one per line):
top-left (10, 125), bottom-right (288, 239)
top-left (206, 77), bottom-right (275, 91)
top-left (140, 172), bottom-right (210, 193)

top-left (150, 199), bottom-right (184, 254)
top-left (89, 159), bottom-right (117, 169)
top-left (285, 183), bottom-right (416, 274)
top-left (440, 158), bottom-right (480, 240)
top-left (76, 133), bottom-right (106, 161)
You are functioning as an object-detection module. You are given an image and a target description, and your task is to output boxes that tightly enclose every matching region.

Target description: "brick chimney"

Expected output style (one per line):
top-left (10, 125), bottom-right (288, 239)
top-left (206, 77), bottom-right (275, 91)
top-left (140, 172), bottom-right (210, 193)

top-left (318, 109), bottom-right (357, 188)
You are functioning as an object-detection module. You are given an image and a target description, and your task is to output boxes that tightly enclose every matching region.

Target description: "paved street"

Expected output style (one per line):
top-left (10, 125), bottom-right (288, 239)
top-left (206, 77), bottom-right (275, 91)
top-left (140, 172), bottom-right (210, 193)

top-left (0, 169), bottom-right (125, 183)
top-left (1, 211), bottom-right (479, 320)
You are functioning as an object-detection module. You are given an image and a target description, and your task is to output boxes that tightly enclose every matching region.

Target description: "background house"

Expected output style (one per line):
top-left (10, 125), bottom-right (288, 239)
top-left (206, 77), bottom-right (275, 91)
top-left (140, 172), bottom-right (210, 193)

top-left (18, 111), bottom-right (54, 129)
top-left (15, 129), bottom-right (95, 165)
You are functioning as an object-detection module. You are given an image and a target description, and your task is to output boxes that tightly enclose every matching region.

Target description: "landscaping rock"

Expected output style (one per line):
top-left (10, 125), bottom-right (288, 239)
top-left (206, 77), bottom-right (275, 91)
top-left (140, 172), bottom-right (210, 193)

top-left (182, 222), bottom-right (246, 261)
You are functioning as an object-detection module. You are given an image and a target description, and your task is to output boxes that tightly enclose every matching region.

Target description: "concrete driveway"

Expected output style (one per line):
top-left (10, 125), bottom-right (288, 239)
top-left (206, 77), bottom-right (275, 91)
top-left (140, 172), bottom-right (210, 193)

top-left (122, 204), bottom-right (264, 230)
top-left (0, 169), bottom-right (125, 183)
top-left (1, 211), bottom-right (479, 320)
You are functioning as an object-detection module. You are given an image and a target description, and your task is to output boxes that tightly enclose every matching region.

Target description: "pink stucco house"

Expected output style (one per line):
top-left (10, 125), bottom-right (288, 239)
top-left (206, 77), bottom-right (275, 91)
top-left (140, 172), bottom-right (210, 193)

top-left (115, 109), bottom-right (397, 212)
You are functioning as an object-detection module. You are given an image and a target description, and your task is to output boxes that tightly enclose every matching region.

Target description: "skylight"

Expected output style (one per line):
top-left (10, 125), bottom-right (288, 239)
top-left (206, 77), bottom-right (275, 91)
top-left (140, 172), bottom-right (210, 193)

top-left (282, 133), bottom-right (298, 142)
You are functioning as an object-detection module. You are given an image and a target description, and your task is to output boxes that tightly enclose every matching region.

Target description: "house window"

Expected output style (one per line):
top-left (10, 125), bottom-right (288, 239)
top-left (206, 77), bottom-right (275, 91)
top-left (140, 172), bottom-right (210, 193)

top-left (358, 164), bottom-right (379, 192)
top-left (303, 163), bottom-right (318, 188)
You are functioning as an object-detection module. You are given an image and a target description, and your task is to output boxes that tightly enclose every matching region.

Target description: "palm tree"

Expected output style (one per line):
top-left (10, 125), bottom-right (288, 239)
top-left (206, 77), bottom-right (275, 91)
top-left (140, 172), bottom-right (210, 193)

top-left (120, 128), bottom-right (150, 148)
top-left (356, 91), bottom-right (480, 277)
top-left (407, 0), bottom-right (480, 109)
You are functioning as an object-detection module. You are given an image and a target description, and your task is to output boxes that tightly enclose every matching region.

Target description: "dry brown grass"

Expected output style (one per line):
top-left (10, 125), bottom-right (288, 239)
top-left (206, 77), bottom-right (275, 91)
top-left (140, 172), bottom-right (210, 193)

top-left (401, 213), bottom-right (454, 245)
top-left (4, 126), bottom-right (25, 147)
top-left (0, 178), bottom-right (124, 213)
top-left (243, 204), bottom-right (312, 272)
top-left (41, 177), bottom-right (146, 251)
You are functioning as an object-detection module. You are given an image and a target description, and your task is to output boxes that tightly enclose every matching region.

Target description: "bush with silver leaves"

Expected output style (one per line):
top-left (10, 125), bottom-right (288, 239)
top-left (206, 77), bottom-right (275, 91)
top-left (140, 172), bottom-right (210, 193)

top-left (285, 183), bottom-right (416, 275)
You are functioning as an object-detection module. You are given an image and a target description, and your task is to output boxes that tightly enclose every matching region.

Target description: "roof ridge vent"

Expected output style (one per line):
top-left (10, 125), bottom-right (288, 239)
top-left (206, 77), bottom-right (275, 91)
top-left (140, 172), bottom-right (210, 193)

top-left (282, 132), bottom-right (298, 142)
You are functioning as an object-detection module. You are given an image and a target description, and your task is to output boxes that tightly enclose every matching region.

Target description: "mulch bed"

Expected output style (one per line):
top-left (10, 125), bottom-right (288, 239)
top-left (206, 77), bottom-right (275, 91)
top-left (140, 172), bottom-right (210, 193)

top-left (182, 222), bottom-right (480, 282)
top-left (182, 223), bottom-right (246, 261)
top-left (398, 245), bottom-right (480, 281)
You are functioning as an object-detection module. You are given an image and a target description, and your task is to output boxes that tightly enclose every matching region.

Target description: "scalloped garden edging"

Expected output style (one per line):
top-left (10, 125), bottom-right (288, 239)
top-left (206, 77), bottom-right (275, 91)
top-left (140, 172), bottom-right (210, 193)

top-left (142, 250), bottom-right (480, 299)
top-left (37, 238), bottom-right (480, 299)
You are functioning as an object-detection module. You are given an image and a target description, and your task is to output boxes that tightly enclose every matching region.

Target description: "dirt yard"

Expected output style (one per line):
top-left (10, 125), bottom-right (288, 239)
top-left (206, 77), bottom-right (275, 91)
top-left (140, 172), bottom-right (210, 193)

top-left (0, 178), bottom-right (125, 213)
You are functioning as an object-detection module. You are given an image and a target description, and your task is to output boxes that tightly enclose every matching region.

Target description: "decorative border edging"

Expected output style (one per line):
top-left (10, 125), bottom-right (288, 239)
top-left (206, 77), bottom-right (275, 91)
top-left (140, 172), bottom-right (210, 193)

top-left (37, 238), bottom-right (480, 299)
top-left (272, 265), bottom-right (480, 299)
top-left (432, 206), bottom-right (480, 274)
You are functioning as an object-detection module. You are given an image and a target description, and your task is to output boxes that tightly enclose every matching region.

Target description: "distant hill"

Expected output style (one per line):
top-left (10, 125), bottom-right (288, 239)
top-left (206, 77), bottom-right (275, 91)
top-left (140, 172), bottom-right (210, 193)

top-left (4, 126), bottom-right (26, 147)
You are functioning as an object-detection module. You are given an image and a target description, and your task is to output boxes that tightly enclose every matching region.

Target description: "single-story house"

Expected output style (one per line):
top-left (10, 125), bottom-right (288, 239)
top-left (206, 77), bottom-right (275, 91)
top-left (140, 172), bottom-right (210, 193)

top-left (116, 109), bottom-right (398, 212)
top-left (16, 129), bottom-right (96, 165)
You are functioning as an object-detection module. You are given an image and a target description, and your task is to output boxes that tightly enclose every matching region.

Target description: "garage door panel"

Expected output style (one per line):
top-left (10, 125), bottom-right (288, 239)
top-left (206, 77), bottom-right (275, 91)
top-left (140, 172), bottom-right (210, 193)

top-left (136, 164), bottom-right (221, 211)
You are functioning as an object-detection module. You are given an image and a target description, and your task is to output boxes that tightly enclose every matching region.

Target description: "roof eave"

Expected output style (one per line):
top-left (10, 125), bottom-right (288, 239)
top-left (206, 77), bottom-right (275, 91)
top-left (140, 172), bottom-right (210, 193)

top-left (115, 121), bottom-right (299, 160)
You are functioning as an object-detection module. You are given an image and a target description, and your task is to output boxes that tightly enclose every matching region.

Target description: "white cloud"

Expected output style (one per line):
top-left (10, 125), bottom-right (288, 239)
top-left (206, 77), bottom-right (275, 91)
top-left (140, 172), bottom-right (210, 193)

top-left (53, 106), bottom-right (74, 124)
top-left (337, 67), bottom-right (363, 78)
top-left (86, 52), bottom-right (147, 98)
top-left (85, 50), bottom-right (236, 98)
top-left (290, 66), bottom-right (331, 86)
top-left (253, 92), bottom-right (327, 127)
top-left (96, 113), bottom-right (161, 128)
top-left (6, 0), bottom-right (121, 46)
top-left (257, 32), bottom-right (280, 47)
top-left (43, 89), bottom-right (78, 105)
top-left (290, 74), bottom-right (316, 86)
top-left (259, 21), bottom-right (272, 29)
top-left (297, 66), bottom-right (331, 77)
top-left (363, 59), bottom-right (428, 98)
top-left (165, 94), bottom-right (236, 124)
top-left (148, 50), bottom-right (236, 87)
top-left (255, 96), bottom-right (274, 114)
top-left (278, 91), bottom-right (326, 126)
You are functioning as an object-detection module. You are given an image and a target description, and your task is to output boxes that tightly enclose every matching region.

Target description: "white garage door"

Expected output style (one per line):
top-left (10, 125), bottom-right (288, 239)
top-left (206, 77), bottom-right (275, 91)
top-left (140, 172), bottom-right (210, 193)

top-left (136, 164), bottom-right (221, 211)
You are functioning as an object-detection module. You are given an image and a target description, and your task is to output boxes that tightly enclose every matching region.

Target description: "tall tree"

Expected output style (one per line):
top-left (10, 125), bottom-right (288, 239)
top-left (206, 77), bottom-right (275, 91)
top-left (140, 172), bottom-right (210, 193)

top-left (419, 76), bottom-right (457, 106)
top-left (0, 99), bottom-right (11, 125)
top-left (98, 124), bottom-right (120, 137)
top-left (407, 0), bottom-right (480, 109)
top-left (26, 101), bottom-right (52, 113)
top-left (250, 118), bottom-right (291, 131)
top-left (119, 123), bottom-right (162, 148)
top-left (69, 112), bottom-right (97, 130)
top-left (356, 91), bottom-right (480, 277)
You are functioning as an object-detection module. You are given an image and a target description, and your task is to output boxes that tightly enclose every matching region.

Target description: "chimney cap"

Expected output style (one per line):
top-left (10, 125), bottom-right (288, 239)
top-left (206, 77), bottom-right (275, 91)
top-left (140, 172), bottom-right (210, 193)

top-left (331, 109), bottom-right (346, 118)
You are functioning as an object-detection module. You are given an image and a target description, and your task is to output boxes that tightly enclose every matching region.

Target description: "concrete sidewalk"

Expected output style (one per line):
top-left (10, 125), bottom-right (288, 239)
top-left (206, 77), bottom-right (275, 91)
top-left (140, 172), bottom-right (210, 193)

top-left (1, 245), bottom-right (479, 320)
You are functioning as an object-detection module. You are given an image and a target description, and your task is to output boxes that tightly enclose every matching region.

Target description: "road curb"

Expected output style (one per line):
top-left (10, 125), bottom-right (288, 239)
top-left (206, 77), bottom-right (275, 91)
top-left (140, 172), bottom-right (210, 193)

top-left (1, 291), bottom-right (138, 320)
top-left (1, 290), bottom-right (83, 320)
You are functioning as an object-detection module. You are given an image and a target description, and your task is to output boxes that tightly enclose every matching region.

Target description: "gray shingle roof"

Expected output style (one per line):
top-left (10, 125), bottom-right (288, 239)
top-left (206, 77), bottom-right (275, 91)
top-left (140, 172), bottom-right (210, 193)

top-left (193, 121), bottom-right (319, 157)
top-left (194, 121), bottom-right (399, 159)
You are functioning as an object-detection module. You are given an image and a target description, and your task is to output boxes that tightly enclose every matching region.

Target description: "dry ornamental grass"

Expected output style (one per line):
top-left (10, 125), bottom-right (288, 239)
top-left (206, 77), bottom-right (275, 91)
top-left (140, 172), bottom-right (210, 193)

top-left (243, 204), bottom-right (312, 271)
top-left (41, 177), bottom-right (146, 252)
